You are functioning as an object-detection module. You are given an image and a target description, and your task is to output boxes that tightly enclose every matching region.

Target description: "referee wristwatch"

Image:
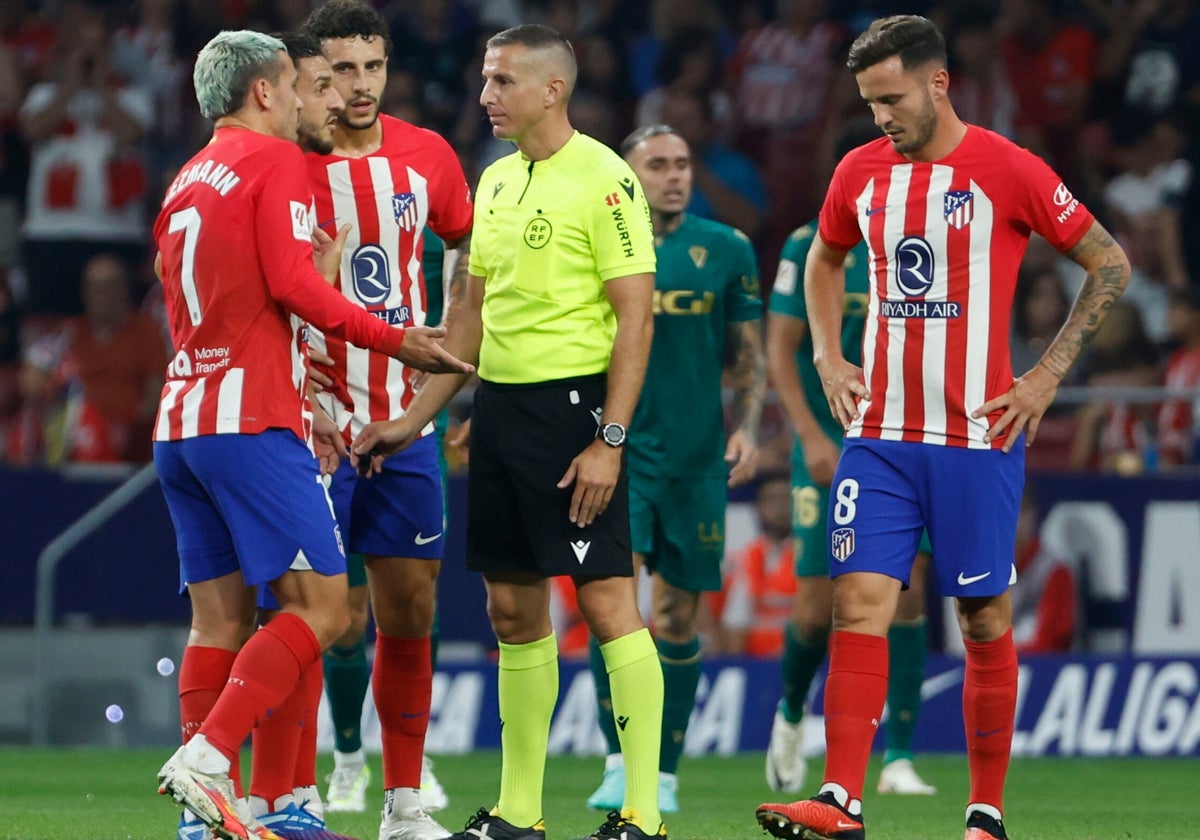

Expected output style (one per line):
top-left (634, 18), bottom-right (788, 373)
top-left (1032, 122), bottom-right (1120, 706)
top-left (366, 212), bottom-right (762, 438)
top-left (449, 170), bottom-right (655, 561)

top-left (598, 422), bottom-right (627, 448)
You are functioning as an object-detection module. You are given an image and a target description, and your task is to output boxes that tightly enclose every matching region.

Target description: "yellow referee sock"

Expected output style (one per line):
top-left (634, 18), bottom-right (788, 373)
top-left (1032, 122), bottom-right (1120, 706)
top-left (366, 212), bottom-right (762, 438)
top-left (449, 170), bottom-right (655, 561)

top-left (602, 628), bottom-right (664, 831)
top-left (495, 632), bottom-right (558, 828)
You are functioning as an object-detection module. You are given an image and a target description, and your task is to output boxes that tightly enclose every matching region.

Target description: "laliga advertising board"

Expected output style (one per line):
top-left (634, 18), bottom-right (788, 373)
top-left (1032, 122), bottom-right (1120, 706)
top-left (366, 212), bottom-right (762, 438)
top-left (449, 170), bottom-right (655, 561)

top-left (317, 472), bottom-right (1200, 759)
top-left (318, 654), bottom-right (1200, 759)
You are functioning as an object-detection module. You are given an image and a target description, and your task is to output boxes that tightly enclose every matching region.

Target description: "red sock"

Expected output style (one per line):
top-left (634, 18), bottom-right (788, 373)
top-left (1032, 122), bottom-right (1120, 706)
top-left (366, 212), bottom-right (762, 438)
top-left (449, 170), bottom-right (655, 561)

top-left (373, 633), bottom-right (432, 789)
top-left (822, 631), bottom-right (889, 804)
top-left (293, 662), bottom-right (323, 789)
top-left (963, 629), bottom-right (1018, 812)
top-left (201, 613), bottom-right (322, 765)
top-left (179, 645), bottom-right (243, 795)
top-left (250, 663), bottom-right (310, 808)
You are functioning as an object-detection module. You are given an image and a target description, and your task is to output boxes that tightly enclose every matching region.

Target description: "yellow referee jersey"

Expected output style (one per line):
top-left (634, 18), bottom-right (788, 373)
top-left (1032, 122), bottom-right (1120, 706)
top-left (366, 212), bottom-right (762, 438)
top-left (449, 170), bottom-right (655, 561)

top-left (469, 131), bottom-right (656, 383)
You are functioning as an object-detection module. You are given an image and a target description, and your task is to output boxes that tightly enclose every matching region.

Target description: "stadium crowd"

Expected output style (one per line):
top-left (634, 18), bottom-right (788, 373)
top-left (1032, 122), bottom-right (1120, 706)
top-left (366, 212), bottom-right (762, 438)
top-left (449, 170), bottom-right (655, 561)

top-left (0, 0), bottom-right (1197, 472)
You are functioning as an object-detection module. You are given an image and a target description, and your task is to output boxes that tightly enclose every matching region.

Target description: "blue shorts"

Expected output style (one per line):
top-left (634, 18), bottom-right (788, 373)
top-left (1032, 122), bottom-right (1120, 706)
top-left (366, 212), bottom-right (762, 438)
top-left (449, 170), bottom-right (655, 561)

top-left (828, 438), bottom-right (1023, 597)
top-left (330, 433), bottom-right (444, 559)
top-left (155, 430), bottom-right (347, 592)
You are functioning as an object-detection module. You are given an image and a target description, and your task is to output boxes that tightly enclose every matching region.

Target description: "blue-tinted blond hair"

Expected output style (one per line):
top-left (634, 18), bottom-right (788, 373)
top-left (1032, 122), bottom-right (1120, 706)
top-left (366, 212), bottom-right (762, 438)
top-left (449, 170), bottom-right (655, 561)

top-left (194, 30), bottom-right (287, 119)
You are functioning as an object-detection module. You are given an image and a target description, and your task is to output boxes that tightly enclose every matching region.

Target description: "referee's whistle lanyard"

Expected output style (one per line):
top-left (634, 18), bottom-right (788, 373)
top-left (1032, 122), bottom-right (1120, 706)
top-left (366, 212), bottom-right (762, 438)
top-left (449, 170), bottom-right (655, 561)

top-left (518, 159), bottom-right (536, 204)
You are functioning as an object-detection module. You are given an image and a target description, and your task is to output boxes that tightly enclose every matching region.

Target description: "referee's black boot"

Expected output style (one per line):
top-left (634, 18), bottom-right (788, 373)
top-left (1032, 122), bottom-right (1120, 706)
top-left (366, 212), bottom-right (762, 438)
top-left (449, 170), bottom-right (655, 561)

top-left (573, 810), bottom-right (668, 840)
top-left (447, 808), bottom-right (546, 840)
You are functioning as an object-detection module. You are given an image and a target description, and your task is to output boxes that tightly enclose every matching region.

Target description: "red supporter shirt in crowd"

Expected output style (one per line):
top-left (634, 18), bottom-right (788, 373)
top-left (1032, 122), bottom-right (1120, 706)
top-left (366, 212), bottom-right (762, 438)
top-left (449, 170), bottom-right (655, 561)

top-left (306, 115), bottom-right (473, 440)
top-left (153, 126), bottom-right (404, 442)
top-left (818, 125), bottom-right (1094, 448)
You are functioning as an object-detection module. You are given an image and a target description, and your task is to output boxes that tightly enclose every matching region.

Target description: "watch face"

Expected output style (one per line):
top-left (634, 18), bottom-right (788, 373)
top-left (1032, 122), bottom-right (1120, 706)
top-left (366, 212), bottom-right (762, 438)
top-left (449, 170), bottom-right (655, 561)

top-left (603, 423), bottom-right (625, 445)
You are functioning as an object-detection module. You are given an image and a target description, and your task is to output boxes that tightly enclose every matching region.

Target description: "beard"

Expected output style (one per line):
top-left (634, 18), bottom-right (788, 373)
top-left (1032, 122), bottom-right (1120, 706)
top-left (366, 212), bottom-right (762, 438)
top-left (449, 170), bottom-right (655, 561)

top-left (338, 100), bottom-right (380, 131)
top-left (892, 91), bottom-right (938, 155)
top-left (299, 124), bottom-right (334, 155)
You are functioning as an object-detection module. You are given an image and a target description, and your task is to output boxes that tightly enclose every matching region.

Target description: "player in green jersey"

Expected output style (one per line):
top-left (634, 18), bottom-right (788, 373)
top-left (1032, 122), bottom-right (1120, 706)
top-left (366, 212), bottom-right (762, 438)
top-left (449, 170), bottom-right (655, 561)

top-left (586, 124), bottom-right (766, 816)
top-left (762, 122), bottom-right (935, 799)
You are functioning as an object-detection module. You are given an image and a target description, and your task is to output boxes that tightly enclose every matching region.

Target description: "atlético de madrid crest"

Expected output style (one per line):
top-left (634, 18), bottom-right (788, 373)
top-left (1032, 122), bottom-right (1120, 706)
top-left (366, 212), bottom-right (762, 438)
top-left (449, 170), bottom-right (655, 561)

top-left (392, 192), bottom-right (418, 231)
top-left (943, 190), bottom-right (974, 230)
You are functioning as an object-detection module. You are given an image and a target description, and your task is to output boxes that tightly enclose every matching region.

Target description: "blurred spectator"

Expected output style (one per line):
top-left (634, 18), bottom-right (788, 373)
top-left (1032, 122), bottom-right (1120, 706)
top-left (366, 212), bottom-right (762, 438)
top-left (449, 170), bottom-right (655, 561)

top-left (18, 0), bottom-right (151, 316)
top-left (574, 31), bottom-right (634, 138)
top-left (1001, 0), bottom-right (1097, 184)
top-left (0, 1), bottom-right (56, 85)
top-left (1157, 286), bottom-right (1200, 467)
top-left (660, 88), bottom-right (767, 241)
top-left (1095, 0), bottom-right (1200, 117)
top-left (1103, 109), bottom-right (1192, 303)
top-left (626, 0), bottom-right (733, 97)
top-left (944, 2), bottom-right (1017, 138)
top-left (727, 0), bottom-right (855, 254)
top-left (569, 88), bottom-right (623, 150)
top-left (111, 0), bottom-right (188, 189)
top-left (15, 253), bottom-right (166, 464)
top-left (708, 474), bottom-right (795, 657)
top-left (1012, 487), bottom-right (1077, 654)
top-left (389, 0), bottom-right (480, 138)
top-left (635, 26), bottom-right (735, 143)
top-left (1011, 263), bottom-right (1081, 387)
top-left (1069, 301), bottom-right (1162, 472)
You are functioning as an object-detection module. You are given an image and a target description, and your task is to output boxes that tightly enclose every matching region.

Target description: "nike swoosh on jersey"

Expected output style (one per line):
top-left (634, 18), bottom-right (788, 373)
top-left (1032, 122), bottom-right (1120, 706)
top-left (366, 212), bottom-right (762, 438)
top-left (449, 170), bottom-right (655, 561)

top-left (414, 532), bottom-right (442, 545)
top-left (865, 205), bottom-right (887, 216)
top-left (957, 571), bottom-right (992, 586)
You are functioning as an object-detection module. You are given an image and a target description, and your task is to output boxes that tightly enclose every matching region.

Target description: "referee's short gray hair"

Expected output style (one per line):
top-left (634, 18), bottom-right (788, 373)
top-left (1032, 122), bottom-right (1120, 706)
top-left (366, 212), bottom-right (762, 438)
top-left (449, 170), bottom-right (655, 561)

top-left (194, 30), bottom-right (286, 119)
top-left (619, 124), bottom-right (682, 159)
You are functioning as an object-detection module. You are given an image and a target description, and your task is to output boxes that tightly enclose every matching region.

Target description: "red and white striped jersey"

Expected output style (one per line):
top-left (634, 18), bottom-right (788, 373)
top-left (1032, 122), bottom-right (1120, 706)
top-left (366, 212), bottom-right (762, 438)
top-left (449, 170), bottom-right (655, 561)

top-left (153, 127), bottom-right (405, 442)
top-left (818, 125), bottom-right (1094, 448)
top-left (306, 115), bottom-right (473, 438)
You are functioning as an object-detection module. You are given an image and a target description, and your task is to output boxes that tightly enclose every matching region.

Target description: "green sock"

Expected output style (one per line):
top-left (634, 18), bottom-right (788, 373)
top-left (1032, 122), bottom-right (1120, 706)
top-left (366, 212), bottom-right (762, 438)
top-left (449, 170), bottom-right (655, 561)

top-left (589, 635), bottom-right (621, 756)
top-left (884, 617), bottom-right (927, 764)
top-left (603, 628), bottom-right (664, 831)
top-left (323, 637), bottom-right (369, 754)
top-left (780, 622), bottom-right (829, 724)
top-left (657, 635), bottom-right (701, 774)
top-left (496, 633), bottom-right (558, 828)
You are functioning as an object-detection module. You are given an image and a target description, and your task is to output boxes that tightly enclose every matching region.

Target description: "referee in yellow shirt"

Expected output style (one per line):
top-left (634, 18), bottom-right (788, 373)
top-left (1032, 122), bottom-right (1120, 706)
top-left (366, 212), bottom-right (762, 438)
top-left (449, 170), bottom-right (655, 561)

top-left (353, 23), bottom-right (667, 840)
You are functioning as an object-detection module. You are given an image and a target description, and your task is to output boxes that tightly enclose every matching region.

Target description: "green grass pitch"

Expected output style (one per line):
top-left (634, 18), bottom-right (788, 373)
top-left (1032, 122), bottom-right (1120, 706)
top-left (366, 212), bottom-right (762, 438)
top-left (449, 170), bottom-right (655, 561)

top-left (0, 749), bottom-right (1195, 839)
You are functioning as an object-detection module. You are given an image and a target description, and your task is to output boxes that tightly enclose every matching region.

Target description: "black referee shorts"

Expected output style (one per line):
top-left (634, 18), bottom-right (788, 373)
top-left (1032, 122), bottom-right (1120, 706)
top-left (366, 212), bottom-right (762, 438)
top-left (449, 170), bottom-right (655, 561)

top-left (467, 374), bottom-right (633, 578)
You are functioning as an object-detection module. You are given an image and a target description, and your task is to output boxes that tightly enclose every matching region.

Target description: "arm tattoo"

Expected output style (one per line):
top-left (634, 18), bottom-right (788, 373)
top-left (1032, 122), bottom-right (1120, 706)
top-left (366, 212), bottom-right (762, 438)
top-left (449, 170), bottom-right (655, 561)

top-left (1042, 224), bottom-right (1130, 379)
top-left (443, 234), bottom-right (471, 328)
top-left (726, 320), bottom-right (766, 443)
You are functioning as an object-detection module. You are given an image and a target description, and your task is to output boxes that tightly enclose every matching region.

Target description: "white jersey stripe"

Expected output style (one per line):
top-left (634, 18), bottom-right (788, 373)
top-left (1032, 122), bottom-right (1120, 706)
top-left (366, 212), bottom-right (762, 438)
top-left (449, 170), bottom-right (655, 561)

top-left (215, 369), bottom-right (244, 434)
top-left (879, 164), bottom-right (913, 441)
top-left (922, 165), bottom-right (954, 443)
top-left (368, 158), bottom-right (408, 429)
top-left (965, 179), bottom-right (993, 448)
top-left (180, 380), bottom-right (204, 438)
top-left (156, 381), bottom-right (184, 441)
top-left (848, 179), bottom-right (877, 440)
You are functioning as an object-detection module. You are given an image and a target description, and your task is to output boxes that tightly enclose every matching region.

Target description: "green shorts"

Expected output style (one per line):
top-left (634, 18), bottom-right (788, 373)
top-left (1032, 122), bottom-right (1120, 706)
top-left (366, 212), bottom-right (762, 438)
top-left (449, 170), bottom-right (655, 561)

top-left (790, 466), bottom-right (931, 578)
top-left (629, 472), bottom-right (726, 592)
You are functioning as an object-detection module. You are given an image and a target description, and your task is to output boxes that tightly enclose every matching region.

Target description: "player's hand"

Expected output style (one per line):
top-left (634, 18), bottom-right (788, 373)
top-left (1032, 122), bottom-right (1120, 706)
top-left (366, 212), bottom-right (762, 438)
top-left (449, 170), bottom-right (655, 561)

top-left (312, 223), bottom-right (350, 285)
top-left (724, 428), bottom-right (759, 488)
top-left (799, 428), bottom-right (841, 487)
top-left (973, 363), bottom-right (1061, 453)
top-left (396, 326), bottom-right (476, 375)
top-left (312, 404), bottom-right (347, 476)
top-left (308, 349), bottom-right (335, 392)
top-left (350, 419), bottom-right (416, 476)
top-left (448, 417), bottom-right (472, 462)
top-left (557, 439), bottom-right (620, 528)
top-left (815, 356), bottom-right (869, 431)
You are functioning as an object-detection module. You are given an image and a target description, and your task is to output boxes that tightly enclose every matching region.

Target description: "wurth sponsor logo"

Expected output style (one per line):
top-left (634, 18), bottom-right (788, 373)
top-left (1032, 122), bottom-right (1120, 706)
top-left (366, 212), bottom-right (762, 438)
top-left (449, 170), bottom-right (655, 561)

top-left (611, 207), bottom-right (634, 258)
